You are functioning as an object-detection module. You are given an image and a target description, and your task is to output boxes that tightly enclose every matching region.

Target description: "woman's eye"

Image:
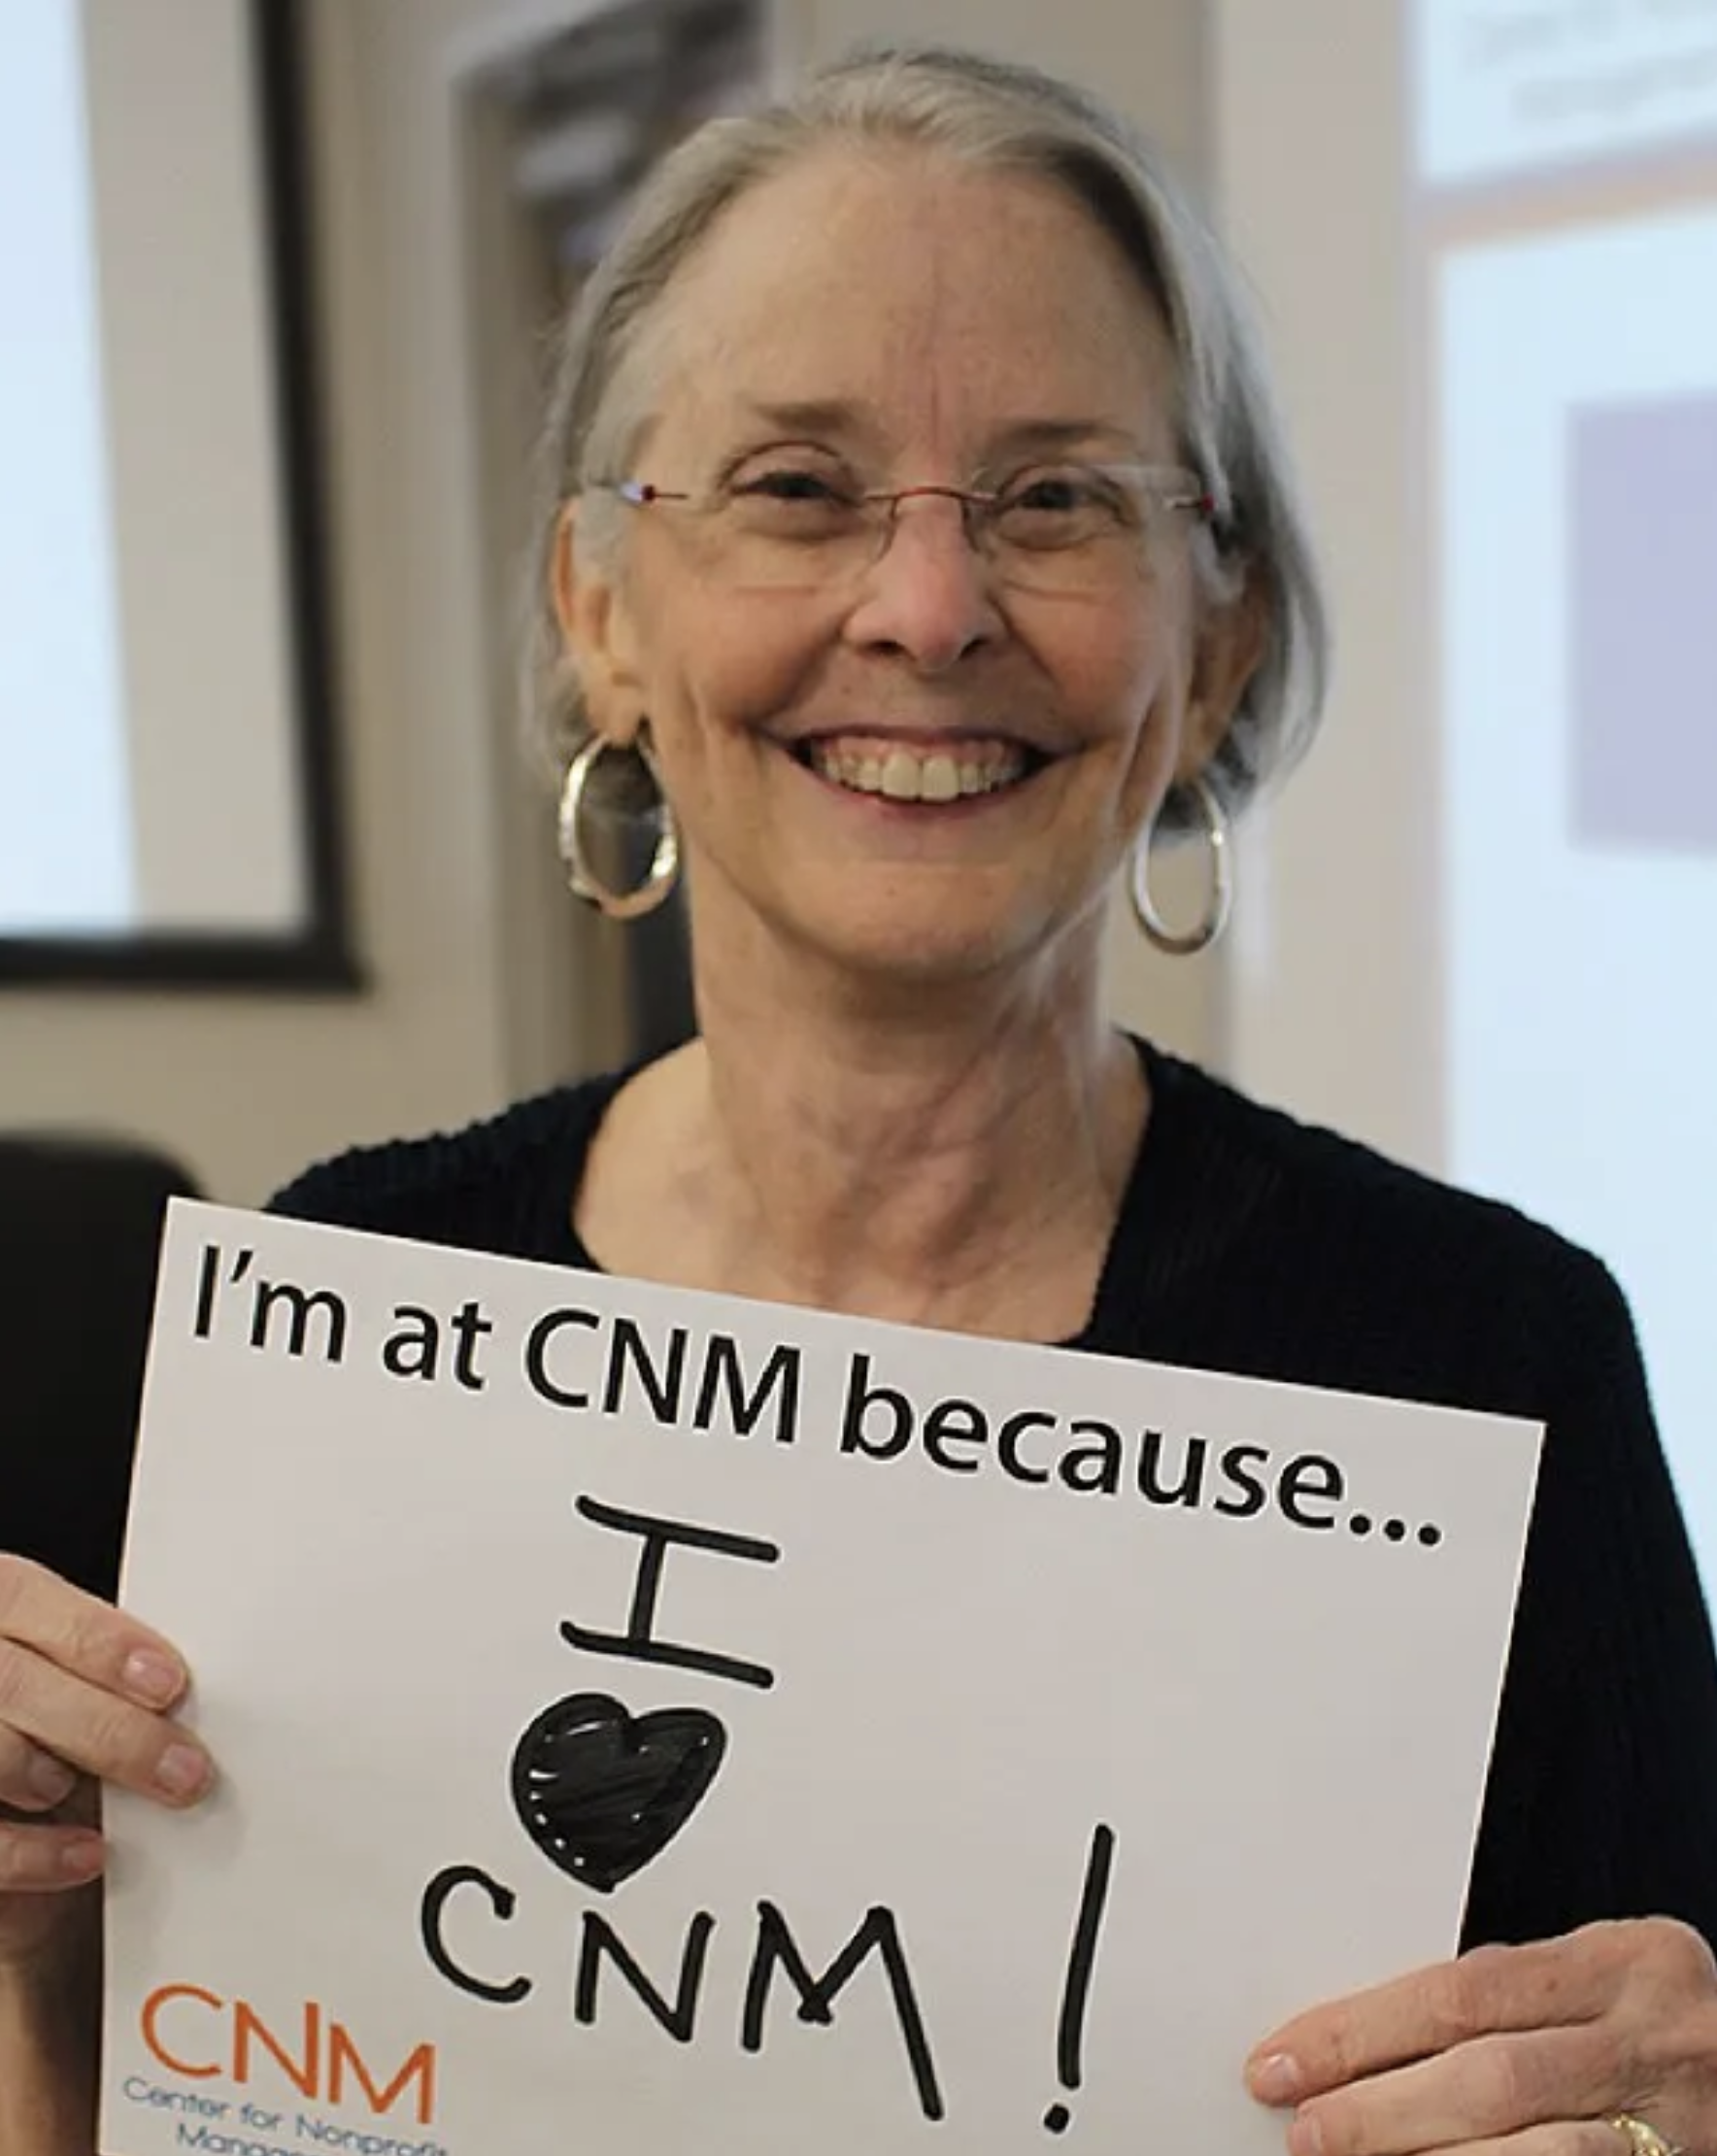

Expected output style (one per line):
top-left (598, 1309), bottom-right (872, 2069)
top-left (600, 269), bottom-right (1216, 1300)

top-left (734, 469), bottom-right (855, 506)
top-left (1017, 479), bottom-right (1080, 510)
top-left (1009, 472), bottom-right (1108, 515)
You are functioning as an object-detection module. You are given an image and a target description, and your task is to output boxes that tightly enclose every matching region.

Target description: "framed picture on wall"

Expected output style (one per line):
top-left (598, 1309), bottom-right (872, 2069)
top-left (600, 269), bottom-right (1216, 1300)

top-left (0, 0), bottom-right (356, 989)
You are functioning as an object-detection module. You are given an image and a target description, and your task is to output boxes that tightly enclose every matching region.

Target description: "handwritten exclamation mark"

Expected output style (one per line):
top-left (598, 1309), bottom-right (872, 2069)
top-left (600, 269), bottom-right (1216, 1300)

top-left (1043, 1822), bottom-right (1116, 2134)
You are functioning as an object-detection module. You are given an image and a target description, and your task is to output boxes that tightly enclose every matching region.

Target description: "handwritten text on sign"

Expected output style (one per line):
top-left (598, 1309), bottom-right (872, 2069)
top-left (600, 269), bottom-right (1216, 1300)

top-left (100, 1201), bottom-right (1540, 2156)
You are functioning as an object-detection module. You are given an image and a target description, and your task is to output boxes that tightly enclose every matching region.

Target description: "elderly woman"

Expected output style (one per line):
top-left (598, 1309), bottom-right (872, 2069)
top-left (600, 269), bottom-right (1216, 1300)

top-left (6, 43), bottom-right (1717, 2156)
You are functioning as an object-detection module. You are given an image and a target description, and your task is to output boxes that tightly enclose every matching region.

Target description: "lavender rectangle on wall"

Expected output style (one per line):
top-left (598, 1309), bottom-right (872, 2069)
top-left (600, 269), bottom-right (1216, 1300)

top-left (1570, 395), bottom-right (1717, 855)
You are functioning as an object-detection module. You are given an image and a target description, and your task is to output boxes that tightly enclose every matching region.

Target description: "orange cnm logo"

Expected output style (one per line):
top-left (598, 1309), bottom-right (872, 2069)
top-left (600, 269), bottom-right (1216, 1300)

top-left (141, 1987), bottom-right (438, 2127)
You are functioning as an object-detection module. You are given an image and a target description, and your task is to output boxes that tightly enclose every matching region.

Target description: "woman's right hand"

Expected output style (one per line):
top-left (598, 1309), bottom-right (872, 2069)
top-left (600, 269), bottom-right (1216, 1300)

top-left (0, 1552), bottom-right (214, 1976)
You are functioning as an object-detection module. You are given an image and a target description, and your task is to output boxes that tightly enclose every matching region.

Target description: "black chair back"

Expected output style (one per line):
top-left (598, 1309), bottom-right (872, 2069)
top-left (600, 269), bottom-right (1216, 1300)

top-left (0, 1135), bottom-right (200, 1600)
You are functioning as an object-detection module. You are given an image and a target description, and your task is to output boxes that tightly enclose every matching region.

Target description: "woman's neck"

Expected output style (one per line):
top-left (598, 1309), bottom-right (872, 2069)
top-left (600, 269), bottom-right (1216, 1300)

top-left (576, 927), bottom-right (1149, 1340)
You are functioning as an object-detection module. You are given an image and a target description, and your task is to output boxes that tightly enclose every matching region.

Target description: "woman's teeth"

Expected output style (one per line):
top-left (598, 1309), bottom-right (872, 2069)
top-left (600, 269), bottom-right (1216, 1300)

top-left (805, 741), bottom-right (1028, 802)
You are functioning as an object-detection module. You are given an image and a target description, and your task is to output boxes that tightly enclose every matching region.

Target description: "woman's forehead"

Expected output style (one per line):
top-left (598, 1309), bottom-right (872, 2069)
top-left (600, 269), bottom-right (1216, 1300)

top-left (644, 148), bottom-right (1180, 451)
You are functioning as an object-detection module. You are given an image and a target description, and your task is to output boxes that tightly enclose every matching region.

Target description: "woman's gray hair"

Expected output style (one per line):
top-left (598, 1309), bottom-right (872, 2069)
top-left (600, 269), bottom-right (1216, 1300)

top-left (523, 41), bottom-right (1330, 829)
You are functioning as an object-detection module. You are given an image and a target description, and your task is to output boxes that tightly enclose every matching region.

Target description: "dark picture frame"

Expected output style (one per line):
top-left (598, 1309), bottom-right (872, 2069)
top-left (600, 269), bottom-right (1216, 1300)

top-left (0, 0), bottom-right (358, 993)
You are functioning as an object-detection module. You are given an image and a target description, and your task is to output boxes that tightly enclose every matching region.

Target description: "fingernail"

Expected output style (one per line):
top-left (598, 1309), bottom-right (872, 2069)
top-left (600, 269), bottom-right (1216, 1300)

top-left (1249, 2052), bottom-right (1304, 2105)
top-left (122, 1650), bottom-right (184, 1707)
top-left (26, 1753), bottom-right (76, 1805)
top-left (155, 1743), bottom-right (211, 1799)
top-left (1288, 2113), bottom-right (1325, 2156)
top-left (59, 1837), bottom-right (104, 1881)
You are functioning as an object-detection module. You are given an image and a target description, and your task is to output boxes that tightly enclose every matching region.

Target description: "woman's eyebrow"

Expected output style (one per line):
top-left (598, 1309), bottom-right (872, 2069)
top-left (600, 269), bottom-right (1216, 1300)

top-left (728, 396), bottom-right (873, 437)
top-left (724, 400), bottom-right (1152, 457)
top-left (982, 418), bottom-right (1153, 457)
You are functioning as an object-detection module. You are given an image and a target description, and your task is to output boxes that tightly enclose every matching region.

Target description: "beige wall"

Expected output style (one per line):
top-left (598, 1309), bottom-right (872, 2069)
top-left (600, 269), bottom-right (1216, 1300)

top-left (0, 0), bottom-right (1215, 1205)
top-left (1212, 2), bottom-right (1437, 1170)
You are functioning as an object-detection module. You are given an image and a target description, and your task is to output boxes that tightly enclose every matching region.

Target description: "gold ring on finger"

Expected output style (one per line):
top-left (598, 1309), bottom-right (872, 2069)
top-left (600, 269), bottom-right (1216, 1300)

top-left (1608, 2113), bottom-right (1683, 2156)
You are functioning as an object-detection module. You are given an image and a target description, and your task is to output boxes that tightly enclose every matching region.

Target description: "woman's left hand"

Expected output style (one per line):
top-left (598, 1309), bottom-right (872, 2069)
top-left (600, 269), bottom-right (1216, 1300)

top-left (1246, 1918), bottom-right (1717, 2154)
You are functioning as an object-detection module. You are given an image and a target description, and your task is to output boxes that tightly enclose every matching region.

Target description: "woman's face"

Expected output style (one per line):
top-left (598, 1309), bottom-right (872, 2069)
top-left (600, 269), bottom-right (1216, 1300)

top-left (560, 147), bottom-right (1262, 991)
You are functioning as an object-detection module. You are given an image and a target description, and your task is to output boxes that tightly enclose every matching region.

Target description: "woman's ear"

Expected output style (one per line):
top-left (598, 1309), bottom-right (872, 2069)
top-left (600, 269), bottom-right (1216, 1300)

top-left (552, 503), bottom-right (647, 749)
top-left (1175, 566), bottom-right (1271, 786)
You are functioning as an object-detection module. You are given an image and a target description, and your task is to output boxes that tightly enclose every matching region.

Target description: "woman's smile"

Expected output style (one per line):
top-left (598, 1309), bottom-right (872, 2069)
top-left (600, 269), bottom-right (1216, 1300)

top-left (791, 731), bottom-right (1046, 806)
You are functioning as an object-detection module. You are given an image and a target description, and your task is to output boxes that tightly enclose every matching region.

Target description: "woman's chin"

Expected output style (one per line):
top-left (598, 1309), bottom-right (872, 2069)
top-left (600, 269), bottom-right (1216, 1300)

top-left (690, 850), bottom-right (1104, 999)
top-left (777, 894), bottom-right (1072, 995)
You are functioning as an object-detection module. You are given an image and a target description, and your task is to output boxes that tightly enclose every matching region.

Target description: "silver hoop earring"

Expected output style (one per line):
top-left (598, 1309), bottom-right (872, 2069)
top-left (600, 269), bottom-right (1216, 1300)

top-left (1128, 775), bottom-right (1232, 957)
top-left (556, 732), bottom-right (680, 921)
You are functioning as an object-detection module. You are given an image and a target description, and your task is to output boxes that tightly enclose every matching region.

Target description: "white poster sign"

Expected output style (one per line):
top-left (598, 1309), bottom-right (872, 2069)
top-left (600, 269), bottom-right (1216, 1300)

top-left (100, 1200), bottom-right (1540, 2156)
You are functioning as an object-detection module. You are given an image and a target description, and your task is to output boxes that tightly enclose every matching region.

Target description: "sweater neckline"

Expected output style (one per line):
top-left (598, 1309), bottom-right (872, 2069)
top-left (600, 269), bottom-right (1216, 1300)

top-left (544, 1034), bottom-right (1201, 1353)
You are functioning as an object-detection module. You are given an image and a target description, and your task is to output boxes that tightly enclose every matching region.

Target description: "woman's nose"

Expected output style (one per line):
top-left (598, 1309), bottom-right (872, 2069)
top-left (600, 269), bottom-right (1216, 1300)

top-left (840, 493), bottom-right (1006, 671)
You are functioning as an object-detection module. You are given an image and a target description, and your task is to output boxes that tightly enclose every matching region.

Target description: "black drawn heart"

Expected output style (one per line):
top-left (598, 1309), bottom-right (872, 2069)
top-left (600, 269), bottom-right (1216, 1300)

top-left (510, 1693), bottom-right (726, 1893)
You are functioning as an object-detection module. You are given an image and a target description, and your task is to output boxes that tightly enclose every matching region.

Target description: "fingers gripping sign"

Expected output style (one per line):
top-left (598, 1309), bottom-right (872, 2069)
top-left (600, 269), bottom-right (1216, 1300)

top-left (0, 1555), bottom-right (212, 1929)
top-left (1246, 1920), bottom-right (1717, 2156)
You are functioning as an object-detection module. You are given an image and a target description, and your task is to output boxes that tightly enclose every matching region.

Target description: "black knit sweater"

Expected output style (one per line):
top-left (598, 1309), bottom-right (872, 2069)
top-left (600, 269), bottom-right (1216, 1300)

top-left (272, 1041), bottom-right (1717, 1953)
